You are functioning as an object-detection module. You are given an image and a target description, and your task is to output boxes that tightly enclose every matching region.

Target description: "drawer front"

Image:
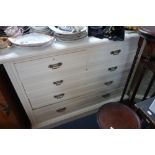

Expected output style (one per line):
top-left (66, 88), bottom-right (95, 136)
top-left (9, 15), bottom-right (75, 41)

top-left (27, 73), bottom-right (128, 109)
top-left (34, 88), bottom-right (123, 124)
top-left (21, 60), bottom-right (132, 94)
top-left (88, 38), bottom-right (137, 65)
top-left (25, 67), bottom-right (129, 95)
top-left (88, 49), bottom-right (135, 69)
top-left (15, 50), bottom-right (88, 80)
top-left (85, 61), bottom-right (132, 80)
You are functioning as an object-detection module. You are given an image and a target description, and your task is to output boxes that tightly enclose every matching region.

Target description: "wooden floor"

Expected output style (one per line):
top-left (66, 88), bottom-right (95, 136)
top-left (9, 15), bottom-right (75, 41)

top-left (0, 65), bottom-right (30, 129)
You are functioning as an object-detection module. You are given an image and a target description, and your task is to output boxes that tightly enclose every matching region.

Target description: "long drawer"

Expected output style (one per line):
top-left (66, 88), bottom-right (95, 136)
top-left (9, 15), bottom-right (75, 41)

top-left (27, 73), bottom-right (128, 109)
top-left (20, 58), bottom-right (132, 93)
top-left (25, 67), bottom-right (129, 95)
top-left (33, 88), bottom-right (123, 124)
top-left (15, 49), bottom-right (89, 80)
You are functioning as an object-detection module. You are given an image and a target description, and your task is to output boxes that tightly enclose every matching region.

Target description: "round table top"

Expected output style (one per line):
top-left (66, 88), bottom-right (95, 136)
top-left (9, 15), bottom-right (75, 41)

top-left (97, 102), bottom-right (141, 129)
top-left (139, 26), bottom-right (155, 41)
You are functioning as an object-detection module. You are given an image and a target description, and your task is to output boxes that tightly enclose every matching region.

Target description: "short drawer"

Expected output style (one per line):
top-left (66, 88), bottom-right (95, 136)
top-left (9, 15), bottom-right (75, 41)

top-left (27, 73), bottom-right (127, 109)
top-left (15, 49), bottom-right (89, 81)
top-left (88, 50), bottom-right (135, 69)
top-left (89, 37), bottom-right (138, 64)
top-left (86, 61), bottom-right (132, 79)
top-left (33, 88), bottom-right (123, 124)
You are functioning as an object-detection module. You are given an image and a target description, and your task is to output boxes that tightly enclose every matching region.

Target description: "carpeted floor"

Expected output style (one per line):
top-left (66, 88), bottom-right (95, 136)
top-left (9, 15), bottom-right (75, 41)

top-left (54, 113), bottom-right (100, 129)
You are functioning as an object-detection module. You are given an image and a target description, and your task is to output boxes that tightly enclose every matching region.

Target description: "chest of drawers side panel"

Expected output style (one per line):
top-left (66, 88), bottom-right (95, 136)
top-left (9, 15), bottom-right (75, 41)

top-left (3, 62), bottom-right (37, 127)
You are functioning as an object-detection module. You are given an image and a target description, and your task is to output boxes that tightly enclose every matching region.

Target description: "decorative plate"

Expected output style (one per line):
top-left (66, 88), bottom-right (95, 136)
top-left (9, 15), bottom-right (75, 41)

top-left (8, 33), bottom-right (55, 47)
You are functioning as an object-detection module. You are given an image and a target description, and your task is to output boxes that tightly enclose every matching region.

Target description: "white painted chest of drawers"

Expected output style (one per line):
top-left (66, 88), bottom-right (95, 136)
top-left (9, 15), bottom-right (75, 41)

top-left (0, 33), bottom-right (139, 128)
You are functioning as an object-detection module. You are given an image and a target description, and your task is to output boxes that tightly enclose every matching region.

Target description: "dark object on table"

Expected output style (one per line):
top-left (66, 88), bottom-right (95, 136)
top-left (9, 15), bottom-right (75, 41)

top-left (97, 102), bottom-right (141, 129)
top-left (88, 26), bottom-right (125, 41)
top-left (0, 27), bottom-right (7, 37)
top-left (135, 97), bottom-right (155, 128)
top-left (88, 26), bottom-right (106, 39)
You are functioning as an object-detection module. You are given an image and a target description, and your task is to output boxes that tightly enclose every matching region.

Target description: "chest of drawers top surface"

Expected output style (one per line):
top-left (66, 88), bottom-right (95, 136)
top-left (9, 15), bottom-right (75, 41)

top-left (0, 32), bottom-right (139, 64)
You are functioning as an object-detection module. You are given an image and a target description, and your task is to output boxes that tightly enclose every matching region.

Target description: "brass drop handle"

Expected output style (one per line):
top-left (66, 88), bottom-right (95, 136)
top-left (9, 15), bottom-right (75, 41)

top-left (56, 107), bottom-right (66, 112)
top-left (110, 49), bottom-right (121, 55)
top-left (48, 62), bottom-right (63, 69)
top-left (53, 80), bottom-right (64, 86)
top-left (102, 93), bottom-right (111, 98)
top-left (108, 66), bottom-right (118, 72)
top-left (104, 81), bottom-right (113, 86)
top-left (54, 93), bottom-right (65, 99)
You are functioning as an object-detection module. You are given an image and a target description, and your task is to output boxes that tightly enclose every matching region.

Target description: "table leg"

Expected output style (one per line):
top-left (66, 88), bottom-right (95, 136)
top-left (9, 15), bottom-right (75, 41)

top-left (130, 63), bottom-right (146, 103)
top-left (142, 73), bottom-right (155, 100)
top-left (151, 92), bottom-right (155, 97)
top-left (120, 39), bottom-right (146, 102)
